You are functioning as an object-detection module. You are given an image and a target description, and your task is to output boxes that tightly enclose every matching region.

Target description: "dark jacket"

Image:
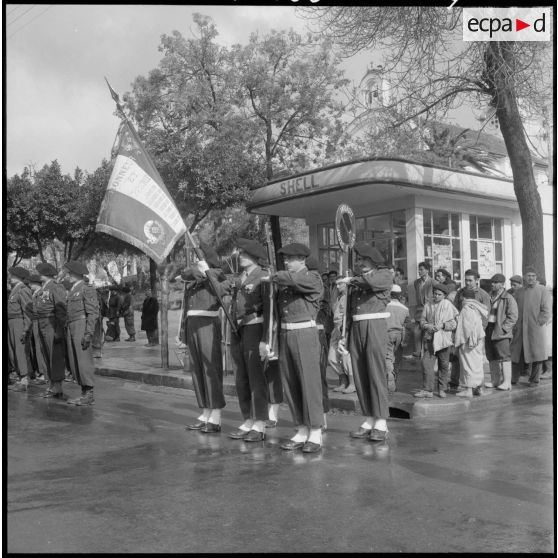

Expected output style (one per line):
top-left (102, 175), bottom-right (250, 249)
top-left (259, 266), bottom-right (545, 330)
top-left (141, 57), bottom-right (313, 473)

top-left (141, 296), bottom-right (159, 331)
top-left (274, 267), bottom-right (323, 324)
top-left (487, 289), bottom-right (518, 341)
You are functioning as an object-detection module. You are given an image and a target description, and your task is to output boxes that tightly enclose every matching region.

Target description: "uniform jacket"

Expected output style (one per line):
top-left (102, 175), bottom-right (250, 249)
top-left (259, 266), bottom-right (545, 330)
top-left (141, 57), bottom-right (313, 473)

top-left (386, 299), bottom-right (411, 341)
top-left (7, 282), bottom-right (33, 332)
top-left (487, 289), bottom-right (518, 341)
top-left (349, 268), bottom-right (393, 318)
top-left (66, 280), bottom-right (99, 337)
top-left (511, 284), bottom-right (552, 363)
top-left (181, 267), bottom-right (230, 312)
top-left (273, 267), bottom-right (323, 324)
top-left (35, 279), bottom-right (67, 339)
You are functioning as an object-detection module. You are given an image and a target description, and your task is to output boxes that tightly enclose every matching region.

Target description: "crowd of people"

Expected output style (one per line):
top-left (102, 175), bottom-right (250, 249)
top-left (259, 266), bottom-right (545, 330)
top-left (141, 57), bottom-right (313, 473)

top-left (7, 240), bottom-right (553, 453)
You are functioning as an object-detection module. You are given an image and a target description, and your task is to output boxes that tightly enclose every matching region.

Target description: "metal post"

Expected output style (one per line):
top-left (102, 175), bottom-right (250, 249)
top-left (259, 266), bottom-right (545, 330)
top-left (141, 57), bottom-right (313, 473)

top-left (160, 266), bottom-right (169, 370)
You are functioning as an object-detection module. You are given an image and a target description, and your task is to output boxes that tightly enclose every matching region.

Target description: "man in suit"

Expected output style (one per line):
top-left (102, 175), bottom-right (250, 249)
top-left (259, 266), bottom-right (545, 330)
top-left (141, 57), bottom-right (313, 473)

top-left (406, 261), bottom-right (433, 359)
top-left (63, 260), bottom-right (99, 405)
top-left (261, 243), bottom-right (324, 453)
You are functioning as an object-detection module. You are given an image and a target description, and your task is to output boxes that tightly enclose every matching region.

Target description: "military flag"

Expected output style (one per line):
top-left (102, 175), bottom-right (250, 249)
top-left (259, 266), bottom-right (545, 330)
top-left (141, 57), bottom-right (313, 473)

top-left (96, 117), bottom-right (186, 264)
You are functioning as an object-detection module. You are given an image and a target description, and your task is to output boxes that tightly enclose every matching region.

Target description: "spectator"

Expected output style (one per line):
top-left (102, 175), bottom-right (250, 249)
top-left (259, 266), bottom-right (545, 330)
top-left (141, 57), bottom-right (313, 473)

top-left (141, 288), bottom-right (159, 347)
top-left (434, 268), bottom-right (457, 302)
top-left (414, 282), bottom-right (458, 399)
top-left (385, 284), bottom-right (411, 394)
top-left (484, 274), bottom-right (518, 391)
top-left (511, 267), bottom-right (552, 386)
top-left (407, 261), bottom-right (434, 359)
top-left (106, 284), bottom-right (122, 342)
top-left (454, 289), bottom-right (489, 398)
top-left (121, 285), bottom-right (136, 342)
top-left (508, 275), bottom-right (523, 297)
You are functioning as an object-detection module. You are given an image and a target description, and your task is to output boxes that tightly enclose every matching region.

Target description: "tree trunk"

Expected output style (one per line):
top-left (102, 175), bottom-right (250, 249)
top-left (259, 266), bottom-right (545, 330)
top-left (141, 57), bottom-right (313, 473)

top-left (35, 236), bottom-right (46, 263)
top-left (487, 42), bottom-right (546, 281)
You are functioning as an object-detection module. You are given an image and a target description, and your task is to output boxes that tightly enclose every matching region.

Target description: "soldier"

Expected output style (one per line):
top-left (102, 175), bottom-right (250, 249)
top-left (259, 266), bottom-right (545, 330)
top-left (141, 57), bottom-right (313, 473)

top-left (8, 267), bottom-right (33, 391)
top-left (261, 243), bottom-right (324, 453)
top-left (182, 243), bottom-right (230, 434)
top-left (121, 285), bottom-right (136, 342)
top-left (35, 262), bottom-right (68, 398)
top-left (226, 238), bottom-right (270, 442)
top-left (337, 242), bottom-right (393, 442)
top-left (63, 260), bottom-right (98, 405)
top-left (27, 273), bottom-right (48, 383)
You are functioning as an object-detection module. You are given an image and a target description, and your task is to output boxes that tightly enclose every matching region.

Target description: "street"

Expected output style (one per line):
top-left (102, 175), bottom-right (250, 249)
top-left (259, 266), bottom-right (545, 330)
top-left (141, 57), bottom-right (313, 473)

top-left (7, 375), bottom-right (554, 553)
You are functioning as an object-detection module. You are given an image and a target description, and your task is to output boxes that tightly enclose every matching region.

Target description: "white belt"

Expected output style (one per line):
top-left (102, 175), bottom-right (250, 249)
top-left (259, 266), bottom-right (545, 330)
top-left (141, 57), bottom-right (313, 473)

top-left (316, 324), bottom-right (325, 330)
top-left (352, 312), bottom-right (390, 321)
top-left (281, 320), bottom-right (316, 330)
top-left (239, 316), bottom-right (264, 326)
top-left (187, 310), bottom-right (220, 318)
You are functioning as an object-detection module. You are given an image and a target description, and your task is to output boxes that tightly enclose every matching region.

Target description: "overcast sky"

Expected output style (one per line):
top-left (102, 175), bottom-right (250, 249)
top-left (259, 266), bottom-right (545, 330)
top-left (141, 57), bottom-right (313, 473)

top-left (6, 4), bottom-right (380, 177)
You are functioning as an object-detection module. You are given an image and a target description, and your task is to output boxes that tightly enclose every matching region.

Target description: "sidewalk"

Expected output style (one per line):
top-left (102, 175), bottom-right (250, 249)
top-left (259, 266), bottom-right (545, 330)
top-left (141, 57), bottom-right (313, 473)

top-left (93, 321), bottom-right (552, 419)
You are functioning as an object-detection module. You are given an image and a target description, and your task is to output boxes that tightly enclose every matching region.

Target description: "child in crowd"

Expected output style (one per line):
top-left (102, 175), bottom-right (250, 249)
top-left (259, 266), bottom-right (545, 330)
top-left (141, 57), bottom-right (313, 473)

top-left (414, 282), bottom-right (458, 399)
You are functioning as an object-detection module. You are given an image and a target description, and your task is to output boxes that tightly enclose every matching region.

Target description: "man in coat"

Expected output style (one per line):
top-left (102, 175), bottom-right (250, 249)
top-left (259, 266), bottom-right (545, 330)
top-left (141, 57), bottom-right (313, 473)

top-left (227, 238), bottom-right (270, 442)
top-left (7, 266), bottom-right (33, 391)
top-left (261, 243), bottom-right (324, 453)
top-left (121, 285), bottom-right (136, 342)
top-left (63, 260), bottom-right (99, 405)
top-left (141, 288), bottom-right (159, 346)
top-left (511, 266), bottom-right (552, 386)
top-left (337, 242), bottom-right (393, 442)
top-left (407, 261), bottom-right (433, 358)
top-left (106, 284), bottom-right (122, 342)
top-left (484, 273), bottom-right (518, 391)
top-left (34, 262), bottom-right (68, 398)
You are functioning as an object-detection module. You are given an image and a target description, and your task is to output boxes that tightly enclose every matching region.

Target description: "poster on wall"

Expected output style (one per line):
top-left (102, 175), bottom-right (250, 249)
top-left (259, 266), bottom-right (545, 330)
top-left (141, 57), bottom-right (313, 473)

top-left (477, 241), bottom-right (495, 277)
top-left (432, 242), bottom-right (452, 272)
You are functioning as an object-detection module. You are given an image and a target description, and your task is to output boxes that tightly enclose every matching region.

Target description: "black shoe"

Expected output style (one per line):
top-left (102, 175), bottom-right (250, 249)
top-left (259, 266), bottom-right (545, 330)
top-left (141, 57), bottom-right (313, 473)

top-left (280, 440), bottom-right (305, 451)
top-left (302, 441), bottom-right (322, 453)
top-left (125, 337), bottom-right (136, 342)
top-left (228, 428), bottom-right (249, 439)
top-left (40, 390), bottom-right (63, 399)
top-left (244, 430), bottom-right (265, 442)
top-left (369, 429), bottom-right (389, 442)
top-left (186, 421), bottom-right (206, 431)
top-left (350, 427), bottom-right (372, 439)
top-left (200, 422), bottom-right (221, 434)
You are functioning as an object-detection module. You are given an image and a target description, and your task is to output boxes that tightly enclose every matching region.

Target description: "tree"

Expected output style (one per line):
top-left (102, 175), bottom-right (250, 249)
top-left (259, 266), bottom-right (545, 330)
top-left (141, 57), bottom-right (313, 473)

top-left (304, 7), bottom-right (552, 279)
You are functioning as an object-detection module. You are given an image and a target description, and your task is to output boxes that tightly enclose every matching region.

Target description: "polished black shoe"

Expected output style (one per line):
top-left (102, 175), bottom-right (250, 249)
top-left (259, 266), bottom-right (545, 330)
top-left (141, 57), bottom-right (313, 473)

top-left (302, 441), bottom-right (322, 453)
top-left (280, 440), bottom-right (305, 451)
top-left (186, 421), bottom-right (207, 431)
top-left (200, 422), bottom-right (221, 434)
top-left (244, 430), bottom-right (266, 442)
top-left (369, 429), bottom-right (389, 442)
top-left (228, 428), bottom-right (249, 439)
top-left (350, 427), bottom-right (372, 439)
top-left (264, 420), bottom-right (277, 428)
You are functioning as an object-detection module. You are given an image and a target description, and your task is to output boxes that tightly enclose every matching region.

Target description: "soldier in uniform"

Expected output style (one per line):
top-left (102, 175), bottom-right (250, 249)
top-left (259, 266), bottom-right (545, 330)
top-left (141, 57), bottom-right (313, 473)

top-left (182, 243), bottom-right (230, 434)
top-left (226, 238), bottom-right (270, 442)
top-left (261, 243), bottom-right (324, 453)
top-left (35, 262), bottom-right (68, 398)
top-left (27, 273), bottom-right (48, 383)
top-left (7, 267), bottom-right (33, 391)
top-left (337, 242), bottom-right (393, 442)
top-left (63, 260), bottom-right (98, 405)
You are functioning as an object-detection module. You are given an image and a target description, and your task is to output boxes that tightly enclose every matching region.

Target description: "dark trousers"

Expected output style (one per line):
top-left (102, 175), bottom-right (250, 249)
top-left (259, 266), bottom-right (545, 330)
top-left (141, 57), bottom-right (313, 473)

top-left (107, 318), bottom-right (120, 341)
top-left (230, 323), bottom-right (269, 422)
top-left (421, 343), bottom-right (451, 393)
top-left (66, 319), bottom-right (95, 387)
top-left (279, 328), bottom-right (324, 429)
top-left (512, 349), bottom-right (543, 384)
top-left (264, 359), bottom-right (283, 404)
top-left (123, 313), bottom-right (135, 336)
top-left (349, 319), bottom-right (389, 419)
top-left (318, 329), bottom-right (330, 413)
top-left (8, 317), bottom-right (28, 378)
top-left (187, 316), bottom-right (225, 410)
top-left (38, 318), bottom-right (66, 383)
top-left (146, 329), bottom-right (159, 344)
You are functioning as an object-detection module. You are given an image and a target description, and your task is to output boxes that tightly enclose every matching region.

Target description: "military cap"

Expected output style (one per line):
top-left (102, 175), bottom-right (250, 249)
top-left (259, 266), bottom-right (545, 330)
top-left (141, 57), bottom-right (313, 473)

top-left (523, 265), bottom-right (537, 275)
top-left (391, 284), bottom-right (402, 293)
top-left (36, 262), bottom-right (58, 277)
top-left (510, 275), bottom-right (523, 285)
top-left (28, 273), bottom-right (43, 284)
top-left (353, 242), bottom-right (384, 264)
top-left (236, 238), bottom-right (267, 262)
top-left (464, 269), bottom-right (480, 279)
top-left (305, 256), bottom-right (324, 274)
top-left (436, 268), bottom-right (452, 280)
top-left (64, 260), bottom-right (89, 276)
top-left (432, 281), bottom-right (449, 295)
top-left (199, 241), bottom-right (221, 269)
top-left (490, 273), bottom-right (506, 283)
top-left (278, 243), bottom-right (311, 257)
top-left (8, 266), bottom-right (30, 280)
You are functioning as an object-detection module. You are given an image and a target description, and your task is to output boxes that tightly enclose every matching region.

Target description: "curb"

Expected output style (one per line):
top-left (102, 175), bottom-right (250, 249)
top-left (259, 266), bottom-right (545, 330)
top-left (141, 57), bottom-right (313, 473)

top-left (94, 365), bottom-right (552, 419)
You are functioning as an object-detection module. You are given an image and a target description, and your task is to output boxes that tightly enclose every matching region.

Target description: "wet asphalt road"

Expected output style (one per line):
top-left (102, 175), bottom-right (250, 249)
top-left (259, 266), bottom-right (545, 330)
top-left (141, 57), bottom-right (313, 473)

top-left (6, 376), bottom-right (554, 553)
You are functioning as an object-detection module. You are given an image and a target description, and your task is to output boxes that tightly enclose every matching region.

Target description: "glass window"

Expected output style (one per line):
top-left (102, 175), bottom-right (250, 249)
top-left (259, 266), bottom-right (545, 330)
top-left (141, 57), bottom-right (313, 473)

top-left (494, 218), bottom-right (502, 240)
top-left (470, 216), bottom-right (477, 239)
top-left (424, 209), bottom-right (432, 235)
top-left (423, 210), bottom-right (461, 277)
top-left (477, 216), bottom-right (493, 239)
top-left (433, 211), bottom-right (449, 235)
top-left (469, 215), bottom-right (504, 279)
top-left (451, 213), bottom-right (460, 237)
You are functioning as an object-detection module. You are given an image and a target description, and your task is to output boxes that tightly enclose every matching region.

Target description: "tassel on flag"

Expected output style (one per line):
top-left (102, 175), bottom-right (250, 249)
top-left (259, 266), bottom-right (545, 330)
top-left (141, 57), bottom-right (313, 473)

top-left (96, 119), bottom-right (187, 264)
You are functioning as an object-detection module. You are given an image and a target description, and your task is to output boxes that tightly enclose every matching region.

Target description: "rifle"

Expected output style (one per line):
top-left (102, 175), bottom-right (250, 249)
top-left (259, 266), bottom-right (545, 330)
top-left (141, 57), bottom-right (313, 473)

top-left (185, 230), bottom-right (238, 335)
top-left (263, 221), bottom-right (278, 361)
